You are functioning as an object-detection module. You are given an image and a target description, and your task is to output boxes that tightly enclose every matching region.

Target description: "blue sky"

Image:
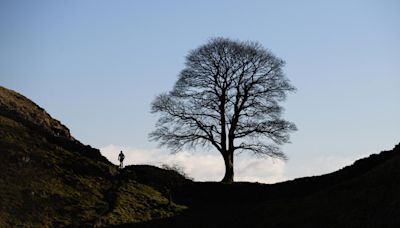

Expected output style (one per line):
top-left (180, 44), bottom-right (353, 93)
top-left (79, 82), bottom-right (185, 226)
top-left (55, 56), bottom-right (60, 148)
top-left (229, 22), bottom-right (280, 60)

top-left (1, 0), bottom-right (399, 182)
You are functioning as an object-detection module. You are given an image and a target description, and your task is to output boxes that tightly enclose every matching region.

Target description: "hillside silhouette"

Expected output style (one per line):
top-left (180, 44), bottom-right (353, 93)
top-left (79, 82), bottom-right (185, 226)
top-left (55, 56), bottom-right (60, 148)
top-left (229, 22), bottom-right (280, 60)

top-left (0, 86), bottom-right (187, 227)
top-left (0, 86), bottom-right (399, 227)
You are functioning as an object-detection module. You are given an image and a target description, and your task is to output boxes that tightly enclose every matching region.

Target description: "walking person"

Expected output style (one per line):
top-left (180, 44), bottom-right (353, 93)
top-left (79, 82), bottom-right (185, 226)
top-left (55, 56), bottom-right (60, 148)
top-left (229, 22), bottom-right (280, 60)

top-left (118, 150), bottom-right (125, 169)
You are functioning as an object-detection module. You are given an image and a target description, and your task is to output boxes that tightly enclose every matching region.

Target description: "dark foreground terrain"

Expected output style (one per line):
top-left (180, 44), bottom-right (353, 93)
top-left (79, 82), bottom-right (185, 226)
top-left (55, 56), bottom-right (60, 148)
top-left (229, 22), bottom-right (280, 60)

top-left (1, 86), bottom-right (399, 227)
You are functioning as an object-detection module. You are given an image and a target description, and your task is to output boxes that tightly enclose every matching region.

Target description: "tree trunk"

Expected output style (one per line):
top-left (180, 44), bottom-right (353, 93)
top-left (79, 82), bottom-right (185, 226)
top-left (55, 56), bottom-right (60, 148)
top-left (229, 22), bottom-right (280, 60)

top-left (221, 152), bottom-right (234, 183)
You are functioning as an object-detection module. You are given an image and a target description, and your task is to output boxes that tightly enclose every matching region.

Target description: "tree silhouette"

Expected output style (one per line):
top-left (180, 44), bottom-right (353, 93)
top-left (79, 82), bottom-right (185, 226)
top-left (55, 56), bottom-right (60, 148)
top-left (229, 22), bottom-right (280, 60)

top-left (150, 38), bottom-right (296, 183)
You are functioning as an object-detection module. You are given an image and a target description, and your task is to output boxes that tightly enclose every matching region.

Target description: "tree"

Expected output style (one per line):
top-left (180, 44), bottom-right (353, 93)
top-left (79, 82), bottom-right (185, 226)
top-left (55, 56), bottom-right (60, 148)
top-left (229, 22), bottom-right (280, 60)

top-left (150, 38), bottom-right (297, 183)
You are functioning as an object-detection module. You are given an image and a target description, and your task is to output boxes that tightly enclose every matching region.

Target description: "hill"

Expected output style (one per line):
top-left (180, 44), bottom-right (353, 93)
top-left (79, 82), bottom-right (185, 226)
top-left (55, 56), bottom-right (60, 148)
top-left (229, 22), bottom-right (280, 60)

top-left (0, 86), bottom-right (188, 227)
top-left (1, 85), bottom-right (399, 227)
top-left (128, 143), bottom-right (400, 228)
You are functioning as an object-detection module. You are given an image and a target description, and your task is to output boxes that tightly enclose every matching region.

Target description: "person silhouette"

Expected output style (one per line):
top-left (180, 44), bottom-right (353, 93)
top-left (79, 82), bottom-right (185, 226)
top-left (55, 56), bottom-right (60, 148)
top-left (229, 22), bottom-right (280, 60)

top-left (118, 150), bottom-right (125, 169)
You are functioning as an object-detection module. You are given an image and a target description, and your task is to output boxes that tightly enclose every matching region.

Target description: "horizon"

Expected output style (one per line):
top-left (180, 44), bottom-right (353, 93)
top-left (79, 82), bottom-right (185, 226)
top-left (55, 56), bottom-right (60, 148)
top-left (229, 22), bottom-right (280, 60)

top-left (1, 0), bottom-right (399, 183)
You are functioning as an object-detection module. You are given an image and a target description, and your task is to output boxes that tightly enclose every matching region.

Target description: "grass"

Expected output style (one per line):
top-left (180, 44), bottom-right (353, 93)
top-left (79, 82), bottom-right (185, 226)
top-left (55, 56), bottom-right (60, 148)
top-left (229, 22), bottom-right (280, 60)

top-left (0, 114), bottom-right (187, 227)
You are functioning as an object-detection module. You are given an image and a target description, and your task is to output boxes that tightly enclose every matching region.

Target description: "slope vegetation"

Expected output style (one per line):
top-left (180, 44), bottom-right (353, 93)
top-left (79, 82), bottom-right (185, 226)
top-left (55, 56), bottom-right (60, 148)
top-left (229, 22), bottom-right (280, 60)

top-left (0, 86), bottom-right (187, 227)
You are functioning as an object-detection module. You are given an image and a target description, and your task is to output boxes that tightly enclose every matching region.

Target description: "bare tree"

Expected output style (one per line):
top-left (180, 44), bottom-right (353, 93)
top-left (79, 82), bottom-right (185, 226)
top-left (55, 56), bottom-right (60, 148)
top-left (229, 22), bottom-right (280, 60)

top-left (150, 38), bottom-right (296, 183)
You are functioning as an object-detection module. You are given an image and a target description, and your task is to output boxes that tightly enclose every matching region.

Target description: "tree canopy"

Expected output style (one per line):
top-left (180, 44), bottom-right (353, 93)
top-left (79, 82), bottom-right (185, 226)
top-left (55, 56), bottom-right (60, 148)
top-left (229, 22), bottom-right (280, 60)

top-left (150, 37), bottom-right (296, 182)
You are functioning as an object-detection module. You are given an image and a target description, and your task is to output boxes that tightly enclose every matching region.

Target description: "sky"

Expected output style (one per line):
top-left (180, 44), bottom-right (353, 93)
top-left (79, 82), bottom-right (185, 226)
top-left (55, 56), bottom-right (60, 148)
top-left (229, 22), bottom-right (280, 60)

top-left (1, 0), bottom-right (399, 183)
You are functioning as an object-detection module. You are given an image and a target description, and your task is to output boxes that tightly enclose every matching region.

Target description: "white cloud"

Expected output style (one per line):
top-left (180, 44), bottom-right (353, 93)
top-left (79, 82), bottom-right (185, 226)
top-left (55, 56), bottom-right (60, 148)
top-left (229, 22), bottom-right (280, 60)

top-left (100, 145), bottom-right (373, 183)
top-left (100, 145), bottom-right (286, 183)
top-left (235, 158), bottom-right (286, 183)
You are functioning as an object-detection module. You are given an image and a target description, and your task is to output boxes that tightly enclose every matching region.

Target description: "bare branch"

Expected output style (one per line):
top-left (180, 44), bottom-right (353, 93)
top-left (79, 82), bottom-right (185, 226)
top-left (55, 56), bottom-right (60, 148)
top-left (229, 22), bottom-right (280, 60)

top-left (150, 37), bottom-right (297, 182)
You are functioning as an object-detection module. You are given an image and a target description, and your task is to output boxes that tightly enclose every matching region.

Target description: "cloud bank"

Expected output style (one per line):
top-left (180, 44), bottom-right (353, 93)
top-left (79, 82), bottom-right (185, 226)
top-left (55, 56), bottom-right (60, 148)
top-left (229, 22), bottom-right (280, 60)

top-left (100, 145), bottom-right (371, 183)
top-left (100, 144), bottom-right (286, 183)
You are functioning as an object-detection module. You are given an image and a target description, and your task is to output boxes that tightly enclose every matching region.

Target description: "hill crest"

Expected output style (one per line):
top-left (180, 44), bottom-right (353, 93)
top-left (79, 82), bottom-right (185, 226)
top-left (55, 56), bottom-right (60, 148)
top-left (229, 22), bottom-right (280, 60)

top-left (0, 86), bottom-right (74, 141)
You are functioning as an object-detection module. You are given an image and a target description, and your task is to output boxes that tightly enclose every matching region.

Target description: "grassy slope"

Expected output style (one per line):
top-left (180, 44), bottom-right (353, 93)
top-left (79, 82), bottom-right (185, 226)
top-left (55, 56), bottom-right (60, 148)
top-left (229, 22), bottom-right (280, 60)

top-left (0, 115), bottom-right (111, 226)
top-left (0, 86), bottom-right (187, 227)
